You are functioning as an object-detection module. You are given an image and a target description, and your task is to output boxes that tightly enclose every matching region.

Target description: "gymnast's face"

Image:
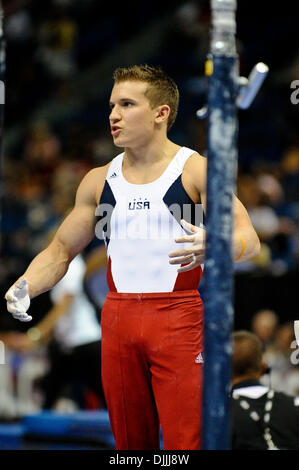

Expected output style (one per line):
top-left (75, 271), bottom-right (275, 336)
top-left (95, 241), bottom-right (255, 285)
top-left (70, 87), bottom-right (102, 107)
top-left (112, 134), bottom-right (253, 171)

top-left (109, 80), bottom-right (158, 148)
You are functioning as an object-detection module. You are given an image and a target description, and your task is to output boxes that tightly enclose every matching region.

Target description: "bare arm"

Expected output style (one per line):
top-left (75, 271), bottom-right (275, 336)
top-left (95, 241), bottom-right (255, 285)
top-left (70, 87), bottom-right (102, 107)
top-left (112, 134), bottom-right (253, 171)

top-left (9, 166), bottom-right (107, 299)
top-left (169, 153), bottom-right (260, 271)
top-left (232, 195), bottom-right (260, 261)
top-left (191, 152), bottom-right (260, 260)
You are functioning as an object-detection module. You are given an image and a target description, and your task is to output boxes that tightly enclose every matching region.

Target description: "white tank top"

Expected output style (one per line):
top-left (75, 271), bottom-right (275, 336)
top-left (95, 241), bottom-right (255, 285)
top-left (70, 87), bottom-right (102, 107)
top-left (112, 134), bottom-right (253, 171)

top-left (95, 146), bottom-right (204, 293)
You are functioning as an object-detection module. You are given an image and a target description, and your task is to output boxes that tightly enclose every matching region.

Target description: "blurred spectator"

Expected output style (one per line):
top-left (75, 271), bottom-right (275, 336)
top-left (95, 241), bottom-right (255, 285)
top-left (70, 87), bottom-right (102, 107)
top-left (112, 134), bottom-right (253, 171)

top-left (0, 159), bottom-right (106, 414)
top-left (5, 8), bottom-right (33, 44)
top-left (36, 5), bottom-right (77, 79)
top-left (0, 0), bottom-right (298, 401)
top-left (22, 121), bottom-right (62, 199)
top-left (251, 309), bottom-right (279, 351)
top-left (0, 342), bottom-right (18, 419)
top-left (261, 322), bottom-right (299, 396)
top-left (84, 243), bottom-right (109, 308)
top-left (0, 331), bottom-right (30, 351)
top-left (231, 330), bottom-right (299, 450)
top-left (7, 252), bottom-right (105, 412)
top-left (0, 331), bottom-right (47, 418)
top-left (237, 167), bottom-right (296, 273)
top-left (25, 178), bottom-right (105, 411)
top-left (159, 1), bottom-right (210, 78)
top-left (38, 253), bottom-right (105, 411)
top-left (280, 144), bottom-right (299, 210)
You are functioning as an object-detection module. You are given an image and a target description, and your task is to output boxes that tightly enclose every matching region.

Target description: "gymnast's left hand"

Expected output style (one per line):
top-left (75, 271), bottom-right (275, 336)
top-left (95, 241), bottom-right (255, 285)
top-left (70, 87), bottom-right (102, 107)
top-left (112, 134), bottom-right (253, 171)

top-left (168, 219), bottom-right (206, 273)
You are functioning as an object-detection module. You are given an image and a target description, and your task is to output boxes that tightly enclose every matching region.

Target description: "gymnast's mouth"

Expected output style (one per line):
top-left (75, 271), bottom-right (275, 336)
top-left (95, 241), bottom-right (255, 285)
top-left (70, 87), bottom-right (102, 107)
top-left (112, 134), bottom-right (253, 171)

top-left (111, 126), bottom-right (122, 135)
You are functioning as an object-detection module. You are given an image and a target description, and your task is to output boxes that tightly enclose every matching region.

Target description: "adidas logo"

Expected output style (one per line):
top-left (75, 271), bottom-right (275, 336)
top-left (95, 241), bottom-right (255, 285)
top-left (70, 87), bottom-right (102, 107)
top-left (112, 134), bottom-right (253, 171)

top-left (195, 352), bottom-right (204, 364)
top-left (109, 172), bottom-right (118, 179)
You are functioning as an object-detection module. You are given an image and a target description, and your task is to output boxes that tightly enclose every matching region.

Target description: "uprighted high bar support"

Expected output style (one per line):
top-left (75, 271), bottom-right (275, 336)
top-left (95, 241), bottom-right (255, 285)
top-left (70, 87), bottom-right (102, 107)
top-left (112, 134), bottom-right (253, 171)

top-left (202, 0), bottom-right (238, 450)
top-left (0, 1), bottom-right (5, 253)
top-left (237, 62), bottom-right (269, 109)
top-left (196, 64), bottom-right (269, 118)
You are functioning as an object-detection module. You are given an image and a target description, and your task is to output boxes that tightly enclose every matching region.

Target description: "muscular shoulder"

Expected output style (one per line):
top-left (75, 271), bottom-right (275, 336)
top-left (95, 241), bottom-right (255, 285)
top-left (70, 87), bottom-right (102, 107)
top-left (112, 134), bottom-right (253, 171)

top-left (183, 152), bottom-right (207, 177)
top-left (182, 151), bottom-right (207, 199)
top-left (76, 164), bottom-right (110, 207)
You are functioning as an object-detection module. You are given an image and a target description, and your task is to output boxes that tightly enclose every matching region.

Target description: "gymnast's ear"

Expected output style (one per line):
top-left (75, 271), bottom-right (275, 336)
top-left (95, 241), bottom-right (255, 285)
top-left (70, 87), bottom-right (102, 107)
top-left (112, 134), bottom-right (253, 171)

top-left (155, 104), bottom-right (170, 126)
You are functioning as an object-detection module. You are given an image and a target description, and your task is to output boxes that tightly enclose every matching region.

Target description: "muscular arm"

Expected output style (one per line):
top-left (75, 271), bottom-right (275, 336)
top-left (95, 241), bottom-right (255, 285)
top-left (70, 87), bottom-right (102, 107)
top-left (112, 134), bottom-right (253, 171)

top-left (12, 167), bottom-right (107, 299)
top-left (232, 195), bottom-right (260, 261)
top-left (170, 153), bottom-right (260, 270)
top-left (189, 152), bottom-right (260, 260)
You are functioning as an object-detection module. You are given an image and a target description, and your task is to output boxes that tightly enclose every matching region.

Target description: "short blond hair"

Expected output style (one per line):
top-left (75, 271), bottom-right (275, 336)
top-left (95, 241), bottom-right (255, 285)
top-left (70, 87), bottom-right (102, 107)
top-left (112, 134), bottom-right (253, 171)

top-left (113, 64), bottom-right (179, 131)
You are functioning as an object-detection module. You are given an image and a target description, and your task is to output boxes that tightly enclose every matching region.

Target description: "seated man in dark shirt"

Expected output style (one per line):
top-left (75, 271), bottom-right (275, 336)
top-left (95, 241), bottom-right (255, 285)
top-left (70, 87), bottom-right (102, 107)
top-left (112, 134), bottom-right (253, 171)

top-left (231, 330), bottom-right (299, 450)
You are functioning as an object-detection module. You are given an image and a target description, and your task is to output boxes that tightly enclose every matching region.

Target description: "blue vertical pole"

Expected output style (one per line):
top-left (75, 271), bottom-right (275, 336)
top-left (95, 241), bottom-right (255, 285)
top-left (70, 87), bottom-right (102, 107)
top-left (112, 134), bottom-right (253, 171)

top-left (0, 2), bottom-right (5, 246)
top-left (202, 0), bottom-right (238, 450)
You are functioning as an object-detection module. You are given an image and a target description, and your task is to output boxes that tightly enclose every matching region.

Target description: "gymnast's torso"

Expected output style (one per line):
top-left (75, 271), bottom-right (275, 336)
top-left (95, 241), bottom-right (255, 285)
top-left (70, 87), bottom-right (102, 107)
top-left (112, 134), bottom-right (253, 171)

top-left (96, 146), bottom-right (205, 293)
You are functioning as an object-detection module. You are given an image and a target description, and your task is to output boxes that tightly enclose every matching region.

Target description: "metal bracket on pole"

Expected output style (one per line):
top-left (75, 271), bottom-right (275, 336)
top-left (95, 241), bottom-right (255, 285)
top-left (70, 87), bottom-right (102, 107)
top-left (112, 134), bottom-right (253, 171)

top-left (237, 62), bottom-right (269, 108)
top-left (196, 61), bottom-right (269, 118)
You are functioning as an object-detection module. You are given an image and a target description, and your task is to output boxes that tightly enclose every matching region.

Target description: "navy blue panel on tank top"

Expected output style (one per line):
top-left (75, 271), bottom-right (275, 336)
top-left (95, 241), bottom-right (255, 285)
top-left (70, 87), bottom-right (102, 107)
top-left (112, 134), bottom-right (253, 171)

top-left (97, 180), bottom-right (116, 248)
top-left (163, 175), bottom-right (205, 227)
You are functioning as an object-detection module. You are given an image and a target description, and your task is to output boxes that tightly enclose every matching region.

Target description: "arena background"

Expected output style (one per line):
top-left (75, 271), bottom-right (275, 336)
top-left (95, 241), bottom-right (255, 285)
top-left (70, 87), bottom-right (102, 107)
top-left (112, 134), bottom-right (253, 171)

top-left (1, 0), bottom-right (298, 331)
top-left (0, 1), bottom-right (298, 448)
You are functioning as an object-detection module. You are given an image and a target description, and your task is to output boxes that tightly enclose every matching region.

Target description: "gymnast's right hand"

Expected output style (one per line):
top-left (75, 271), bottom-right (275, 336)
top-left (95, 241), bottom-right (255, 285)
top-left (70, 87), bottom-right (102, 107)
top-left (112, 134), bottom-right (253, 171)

top-left (5, 279), bottom-right (32, 322)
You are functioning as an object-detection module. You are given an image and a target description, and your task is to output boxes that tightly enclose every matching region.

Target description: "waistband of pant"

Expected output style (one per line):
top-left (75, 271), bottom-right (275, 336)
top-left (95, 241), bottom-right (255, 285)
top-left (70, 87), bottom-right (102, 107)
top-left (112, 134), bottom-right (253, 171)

top-left (106, 290), bottom-right (201, 301)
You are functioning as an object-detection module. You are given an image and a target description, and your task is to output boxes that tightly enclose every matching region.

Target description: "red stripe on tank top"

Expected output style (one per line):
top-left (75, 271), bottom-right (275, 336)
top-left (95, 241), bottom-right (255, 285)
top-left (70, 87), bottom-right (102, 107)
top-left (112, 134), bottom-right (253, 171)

top-left (173, 264), bottom-right (202, 291)
top-left (106, 257), bottom-right (117, 292)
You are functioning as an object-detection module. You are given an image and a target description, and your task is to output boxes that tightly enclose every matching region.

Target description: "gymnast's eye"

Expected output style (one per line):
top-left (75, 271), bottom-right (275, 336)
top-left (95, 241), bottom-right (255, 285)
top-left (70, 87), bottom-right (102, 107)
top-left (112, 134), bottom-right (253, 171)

top-left (109, 101), bottom-right (134, 111)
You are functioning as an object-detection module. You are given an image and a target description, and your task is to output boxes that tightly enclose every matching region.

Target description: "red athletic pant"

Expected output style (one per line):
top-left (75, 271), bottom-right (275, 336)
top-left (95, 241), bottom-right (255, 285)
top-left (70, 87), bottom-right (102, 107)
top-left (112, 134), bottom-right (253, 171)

top-left (101, 290), bottom-right (204, 450)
